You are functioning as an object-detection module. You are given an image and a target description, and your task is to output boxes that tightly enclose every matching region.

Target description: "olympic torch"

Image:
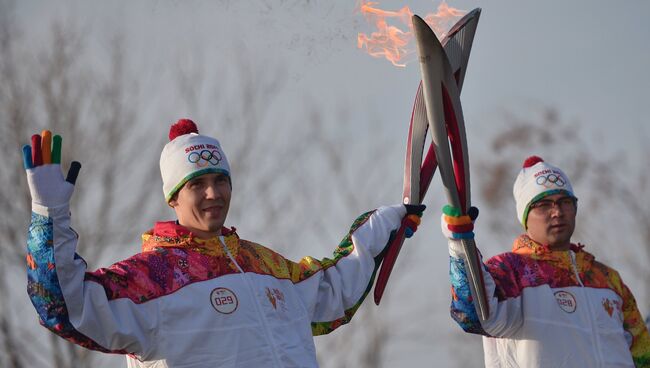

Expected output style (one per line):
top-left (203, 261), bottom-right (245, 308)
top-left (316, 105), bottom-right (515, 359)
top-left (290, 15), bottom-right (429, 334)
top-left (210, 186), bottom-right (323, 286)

top-left (412, 12), bottom-right (490, 320)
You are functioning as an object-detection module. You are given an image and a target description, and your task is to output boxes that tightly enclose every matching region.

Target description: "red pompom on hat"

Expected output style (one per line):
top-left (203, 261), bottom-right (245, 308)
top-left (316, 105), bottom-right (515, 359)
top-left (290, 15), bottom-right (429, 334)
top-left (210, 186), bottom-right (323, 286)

top-left (522, 155), bottom-right (544, 168)
top-left (169, 119), bottom-right (199, 141)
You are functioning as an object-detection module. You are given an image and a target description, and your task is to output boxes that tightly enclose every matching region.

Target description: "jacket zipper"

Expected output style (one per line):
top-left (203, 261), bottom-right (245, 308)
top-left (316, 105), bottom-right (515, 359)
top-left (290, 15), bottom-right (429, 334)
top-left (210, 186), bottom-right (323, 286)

top-left (569, 250), bottom-right (604, 367)
top-left (220, 236), bottom-right (282, 367)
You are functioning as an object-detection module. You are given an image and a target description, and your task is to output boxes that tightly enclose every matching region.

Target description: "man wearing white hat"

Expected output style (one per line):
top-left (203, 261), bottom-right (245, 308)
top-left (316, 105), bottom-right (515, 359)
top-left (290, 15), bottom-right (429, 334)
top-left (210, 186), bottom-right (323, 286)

top-left (441, 156), bottom-right (650, 367)
top-left (23, 119), bottom-right (425, 367)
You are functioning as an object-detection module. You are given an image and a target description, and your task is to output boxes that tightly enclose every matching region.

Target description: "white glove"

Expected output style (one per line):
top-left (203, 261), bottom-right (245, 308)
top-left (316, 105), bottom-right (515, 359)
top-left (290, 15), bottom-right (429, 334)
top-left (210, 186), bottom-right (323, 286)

top-left (23, 131), bottom-right (81, 208)
top-left (440, 205), bottom-right (478, 240)
top-left (441, 205), bottom-right (478, 258)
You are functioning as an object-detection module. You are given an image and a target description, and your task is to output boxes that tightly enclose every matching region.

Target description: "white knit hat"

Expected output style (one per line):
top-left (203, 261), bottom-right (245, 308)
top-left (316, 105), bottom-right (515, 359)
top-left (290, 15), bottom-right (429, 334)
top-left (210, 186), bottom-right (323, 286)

top-left (160, 119), bottom-right (230, 202)
top-left (513, 156), bottom-right (576, 228)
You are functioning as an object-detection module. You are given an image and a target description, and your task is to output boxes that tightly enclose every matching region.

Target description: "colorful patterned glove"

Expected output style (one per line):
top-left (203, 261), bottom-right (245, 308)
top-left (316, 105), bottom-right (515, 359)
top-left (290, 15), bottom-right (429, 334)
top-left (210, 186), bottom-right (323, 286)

top-left (404, 204), bottom-right (426, 238)
top-left (23, 130), bottom-right (81, 208)
top-left (440, 205), bottom-right (478, 240)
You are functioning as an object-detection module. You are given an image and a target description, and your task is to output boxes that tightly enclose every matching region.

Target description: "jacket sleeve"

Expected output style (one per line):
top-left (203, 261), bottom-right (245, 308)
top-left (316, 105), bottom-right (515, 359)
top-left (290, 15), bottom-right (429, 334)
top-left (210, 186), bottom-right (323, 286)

top-left (289, 205), bottom-right (405, 335)
top-left (26, 203), bottom-right (160, 358)
top-left (618, 281), bottom-right (650, 366)
top-left (448, 240), bottom-right (524, 337)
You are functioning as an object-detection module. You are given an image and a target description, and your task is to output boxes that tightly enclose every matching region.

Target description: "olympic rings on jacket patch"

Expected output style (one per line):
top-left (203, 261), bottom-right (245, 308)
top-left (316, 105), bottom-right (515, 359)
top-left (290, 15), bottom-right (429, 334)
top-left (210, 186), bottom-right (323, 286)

top-left (188, 149), bottom-right (222, 167)
top-left (535, 173), bottom-right (566, 188)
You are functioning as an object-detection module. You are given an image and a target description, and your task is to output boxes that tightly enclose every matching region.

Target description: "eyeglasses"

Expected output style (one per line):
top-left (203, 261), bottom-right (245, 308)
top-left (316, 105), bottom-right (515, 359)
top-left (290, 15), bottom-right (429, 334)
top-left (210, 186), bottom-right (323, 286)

top-left (529, 197), bottom-right (577, 212)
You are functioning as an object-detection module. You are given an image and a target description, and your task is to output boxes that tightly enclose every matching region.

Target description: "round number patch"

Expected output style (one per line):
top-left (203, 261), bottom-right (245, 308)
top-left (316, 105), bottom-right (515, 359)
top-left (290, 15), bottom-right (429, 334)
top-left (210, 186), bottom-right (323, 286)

top-left (210, 287), bottom-right (238, 314)
top-left (554, 290), bottom-right (577, 313)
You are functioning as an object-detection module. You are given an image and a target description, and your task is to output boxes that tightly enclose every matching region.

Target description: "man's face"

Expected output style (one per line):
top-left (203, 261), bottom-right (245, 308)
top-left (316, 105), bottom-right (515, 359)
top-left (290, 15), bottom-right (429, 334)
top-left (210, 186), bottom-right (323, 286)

top-left (525, 193), bottom-right (576, 250)
top-left (169, 173), bottom-right (231, 238)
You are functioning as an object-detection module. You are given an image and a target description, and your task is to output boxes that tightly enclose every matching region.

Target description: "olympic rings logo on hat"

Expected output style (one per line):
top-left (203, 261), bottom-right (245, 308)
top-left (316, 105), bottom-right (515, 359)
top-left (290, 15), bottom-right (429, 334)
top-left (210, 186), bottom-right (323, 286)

top-left (188, 149), bottom-right (222, 167)
top-left (536, 173), bottom-right (565, 188)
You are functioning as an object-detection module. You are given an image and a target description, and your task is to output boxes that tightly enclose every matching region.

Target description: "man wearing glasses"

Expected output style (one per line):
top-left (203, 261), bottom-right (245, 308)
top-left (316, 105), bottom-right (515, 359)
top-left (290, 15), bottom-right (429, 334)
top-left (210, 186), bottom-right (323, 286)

top-left (441, 156), bottom-right (650, 367)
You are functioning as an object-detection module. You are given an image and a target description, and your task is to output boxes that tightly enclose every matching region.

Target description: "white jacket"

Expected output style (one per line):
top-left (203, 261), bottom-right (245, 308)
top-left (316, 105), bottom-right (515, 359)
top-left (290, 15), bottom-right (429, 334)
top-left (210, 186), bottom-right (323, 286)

top-left (27, 203), bottom-right (406, 367)
top-left (448, 235), bottom-right (650, 367)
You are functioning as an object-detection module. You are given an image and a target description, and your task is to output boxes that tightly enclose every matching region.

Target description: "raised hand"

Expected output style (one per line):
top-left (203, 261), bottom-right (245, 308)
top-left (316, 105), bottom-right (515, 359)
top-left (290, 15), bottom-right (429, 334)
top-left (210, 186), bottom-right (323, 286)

top-left (441, 205), bottom-right (478, 240)
top-left (23, 130), bottom-right (81, 208)
top-left (403, 204), bottom-right (426, 238)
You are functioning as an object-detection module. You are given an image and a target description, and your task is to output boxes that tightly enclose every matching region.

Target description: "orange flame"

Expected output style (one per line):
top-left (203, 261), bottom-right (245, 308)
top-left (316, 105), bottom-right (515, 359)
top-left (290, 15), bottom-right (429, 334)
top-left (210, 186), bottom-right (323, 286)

top-left (357, 1), bottom-right (466, 67)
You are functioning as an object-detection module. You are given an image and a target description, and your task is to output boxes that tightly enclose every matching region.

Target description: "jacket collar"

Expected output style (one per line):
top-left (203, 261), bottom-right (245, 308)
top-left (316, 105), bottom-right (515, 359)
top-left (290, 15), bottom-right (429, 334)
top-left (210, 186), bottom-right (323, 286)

top-left (141, 221), bottom-right (239, 255)
top-left (512, 234), bottom-right (593, 267)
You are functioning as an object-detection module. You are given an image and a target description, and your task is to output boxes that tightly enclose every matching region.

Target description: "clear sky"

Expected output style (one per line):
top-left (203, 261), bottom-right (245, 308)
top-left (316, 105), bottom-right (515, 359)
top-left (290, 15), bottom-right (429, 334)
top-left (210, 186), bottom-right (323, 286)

top-left (15, 1), bottom-right (649, 157)
top-left (10, 0), bottom-right (650, 366)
